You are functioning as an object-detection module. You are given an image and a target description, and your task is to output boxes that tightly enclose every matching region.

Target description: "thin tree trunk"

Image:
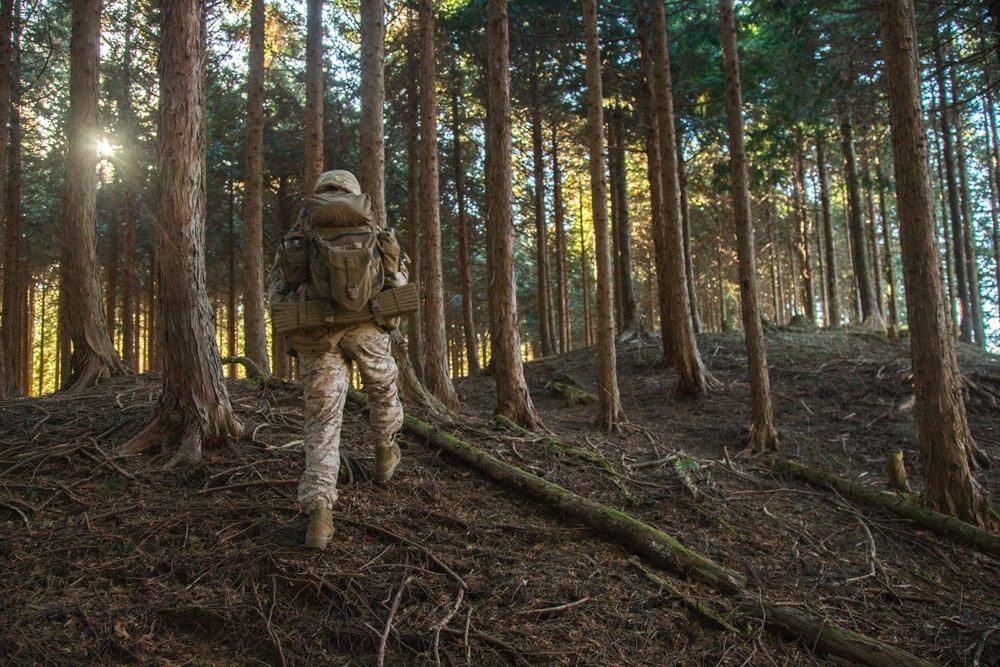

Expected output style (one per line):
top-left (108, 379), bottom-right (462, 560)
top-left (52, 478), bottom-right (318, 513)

top-left (553, 125), bottom-right (569, 354)
top-left (61, 0), bottom-right (127, 391)
top-left (793, 149), bottom-right (816, 323)
top-left (817, 135), bottom-right (840, 327)
top-left (863, 160), bottom-right (885, 319)
top-left (635, 3), bottom-right (671, 360)
top-left (651, 0), bottom-right (715, 395)
top-left (227, 180), bottom-right (237, 378)
top-left (105, 198), bottom-right (119, 339)
top-left (418, 0), bottom-right (459, 408)
top-left (582, 0), bottom-right (625, 431)
top-left (578, 188), bottom-right (592, 347)
top-left (404, 11), bottom-right (423, 381)
top-left (984, 86), bottom-right (1000, 324)
top-left (450, 75), bottom-right (479, 374)
top-left (303, 0), bottom-right (324, 195)
top-left (0, 0), bottom-right (14, 398)
top-left (360, 0), bottom-right (385, 229)
top-left (484, 0), bottom-right (540, 427)
top-left (612, 105), bottom-right (642, 338)
top-left (953, 100), bottom-right (984, 348)
top-left (120, 0), bottom-right (242, 464)
top-left (528, 52), bottom-right (554, 356)
top-left (241, 0), bottom-right (270, 375)
top-left (934, 35), bottom-right (969, 342)
top-left (933, 114), bottom-right (958, 334)
top-left (37, 280), bottom-right (46, 394)
top-left (878, 0), bottom-right (993, 527)
top-left (679, 145), bottom-right (701, 334)
top-left (876, 163), bottom-right (900, 332)
top-left (841, 116), bottom-right (885, 331)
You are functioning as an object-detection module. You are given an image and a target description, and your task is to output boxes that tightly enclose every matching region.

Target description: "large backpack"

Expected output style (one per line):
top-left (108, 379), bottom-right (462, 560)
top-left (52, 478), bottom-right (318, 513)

top-left (281, 192), bottom-right (384, 312)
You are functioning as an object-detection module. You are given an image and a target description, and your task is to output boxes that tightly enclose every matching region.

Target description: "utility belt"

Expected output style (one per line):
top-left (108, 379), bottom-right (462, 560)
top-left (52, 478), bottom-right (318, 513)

top-left (271, 282), bottom-right (419, 335)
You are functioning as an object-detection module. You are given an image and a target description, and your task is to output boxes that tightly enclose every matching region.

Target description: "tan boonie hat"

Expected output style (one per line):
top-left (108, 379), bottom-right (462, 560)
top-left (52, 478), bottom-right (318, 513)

top-left (314, 170), bottom-right (361, 195)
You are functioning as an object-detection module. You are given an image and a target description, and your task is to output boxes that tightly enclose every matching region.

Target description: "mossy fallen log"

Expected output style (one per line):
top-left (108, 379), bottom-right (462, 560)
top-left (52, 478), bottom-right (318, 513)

top-left (767, 456), bottom-right (1000, 559)
top-left (344, 390), bottom-right (937, 666)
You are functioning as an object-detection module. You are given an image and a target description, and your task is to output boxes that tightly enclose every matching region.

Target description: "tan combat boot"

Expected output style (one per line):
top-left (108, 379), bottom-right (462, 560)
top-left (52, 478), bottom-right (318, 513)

top-left (305, 507), bottom-right (334, 549)
top-left (374, 442), bottom-right (401, 482)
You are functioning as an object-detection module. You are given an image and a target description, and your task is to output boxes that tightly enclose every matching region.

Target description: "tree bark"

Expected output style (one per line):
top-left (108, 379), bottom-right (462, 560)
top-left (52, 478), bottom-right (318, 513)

top-left (241, 0), bottom-right (270, 376)
top-left (793, 149), bottom-right (816, 323)
top-left (841, 116), bottom-right (885, 331)
top-left (650, 0), bottom-right (715, 395)
top-left (678, 145), bottom-right (701, 334)
top-left (863, 159), bottom-right (885, 320)
top-left (528, 52), bottom-right (555, 357)
top-left (119, 0), bottom-right (137, 372)
top-left (303, 0), bottom-right (324, 195)
top-left (418, 0), bottom-right (459, 408)
top-left (817, 135), bottom-right (840, 327)
top-left (635, 3), bottom-right (671, 355)
top-left (952, 95), bottom-right (984, 348)
top-left (119, 0), bottom-right (242, 465)
top-left (450, 72), bottom-right (479, 374)
top-left (404, 10), bottom-right (424, 381)
top-left (876, 164), bottom-right (900, 332)
top-left (611, 105), bottom-right (642, 338)
top-left (720, 0), bottom-right (777, 452)
top-left (484, 0), bottom-right (540, 428)
top-left (552, 126), bottom-right (570, 354)
top-left (582, 0), bottom-right (625, 432)
top-left (61, 0), bottom-right (128, 392)
top-left (0, 0), bottom-right (13, 399)
top-left (933, 35), bottom-right (969, 343)
top-left (878, 0), bottom-right (994, 527)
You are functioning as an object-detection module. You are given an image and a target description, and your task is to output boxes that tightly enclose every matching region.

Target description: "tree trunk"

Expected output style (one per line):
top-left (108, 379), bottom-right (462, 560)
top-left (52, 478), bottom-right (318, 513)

top-left (650, 0), bottom-right (715, 395)
top-left (105, 198), bottom-right (119, 340)
top-left (817, 135), bottom-right (840, 327)
top-left (611, 105), bottom-right (642, 338)
top-left (484, 0), bottom-right (540, 427)
top-left (227, 181), bottom-right (237, 378)
top-left (934, 36), bottom-right (969, 343)
top-left (552, 126), bottom-right (570, 354)
top-left (877, 0), bottom-right (993, 527)
top-left (841, 115), bottom-right (885, 331)
top-left (119, 0), bottom-right (137, 371)
top-left (985, 86), bottom-right (1000, 325)
top-left (635, 4), bottom-right (671, 357)
top-left (61, 0), bottom-right (127, 392)
top-left (582, 0), bottom-right (626, 432)
top-left (418, 0), bottom-right (459, 408)
top-left (578, 188), bottom-right (592, 347)
top-left (720, 0), bottom-right (777, 452)
top-left (360, 0), bottom-right (385, 229)
top-left (303, 0), bottom-right (324, 195)
top-left (933, 117), bottom-right (957, 334)
top-left (241, 0), bottom-right (270, 376)
top-left (952, 96), bottom-right (984, 348)
top-left (678, 145), bottom-right (702, 334)
top-left (793, 150), bottom-right (815, 323)
top-left (119, 0), bottom-right (242, 465)
top-left (528, 52), bottom-right (555, 357)
top-left (862, 159), bottom-right (885, 320)
top-left (450, 74), bottom-right (479, 374)
top-left (0, 0), bottom-right (13, 399)
top-left (876, 164), bottom-right (900, 332)
top-left (404, 11), bottom-right (424, 381)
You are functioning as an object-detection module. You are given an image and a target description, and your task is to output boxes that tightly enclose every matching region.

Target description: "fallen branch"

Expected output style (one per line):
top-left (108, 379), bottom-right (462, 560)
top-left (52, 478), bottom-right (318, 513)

top-left (766, 456), bottom-right (1000, 559)
top-left (550, 381), bottom-right (596, 406)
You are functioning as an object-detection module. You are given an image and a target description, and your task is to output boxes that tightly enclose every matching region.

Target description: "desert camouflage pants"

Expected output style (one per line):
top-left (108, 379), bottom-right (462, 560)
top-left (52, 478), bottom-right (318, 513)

top-left (292, 323), bottom-right (403, 511)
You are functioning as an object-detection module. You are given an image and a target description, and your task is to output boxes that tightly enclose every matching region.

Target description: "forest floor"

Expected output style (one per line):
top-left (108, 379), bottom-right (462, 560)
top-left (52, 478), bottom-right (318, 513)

top-left (1, 327), bottom-right (999, 666)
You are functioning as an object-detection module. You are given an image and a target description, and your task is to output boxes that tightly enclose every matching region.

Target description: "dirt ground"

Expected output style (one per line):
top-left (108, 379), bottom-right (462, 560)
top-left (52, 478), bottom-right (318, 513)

top-left (1, 327), bottom-right (998, 666)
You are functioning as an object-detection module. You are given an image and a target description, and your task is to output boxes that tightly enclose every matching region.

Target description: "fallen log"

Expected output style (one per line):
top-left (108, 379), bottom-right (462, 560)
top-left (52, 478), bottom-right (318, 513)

top-left (378, 401), bottom-right (936, 667)
top-left (766, 456), bottom-right (1000, 559)
top-left (550, 381), bottom-right (596, 405)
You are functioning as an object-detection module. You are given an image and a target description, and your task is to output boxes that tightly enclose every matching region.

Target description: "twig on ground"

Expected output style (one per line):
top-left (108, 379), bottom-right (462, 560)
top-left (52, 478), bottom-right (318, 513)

top-left (378, 576), bottom-right (411, 667)
top-left (514, 597), bottom-right (590, 616)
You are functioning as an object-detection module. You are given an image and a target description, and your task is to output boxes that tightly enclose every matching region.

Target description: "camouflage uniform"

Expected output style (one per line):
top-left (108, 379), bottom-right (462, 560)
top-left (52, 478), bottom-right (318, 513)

top-left (268, 170), bottom-right (405, 516)
top-left (291, 323), bottom-right (403, 511)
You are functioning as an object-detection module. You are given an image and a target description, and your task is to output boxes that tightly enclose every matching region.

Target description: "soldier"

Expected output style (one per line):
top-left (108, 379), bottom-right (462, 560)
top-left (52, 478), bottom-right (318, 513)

top-left (273, 169), bottom-right (404, 549)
